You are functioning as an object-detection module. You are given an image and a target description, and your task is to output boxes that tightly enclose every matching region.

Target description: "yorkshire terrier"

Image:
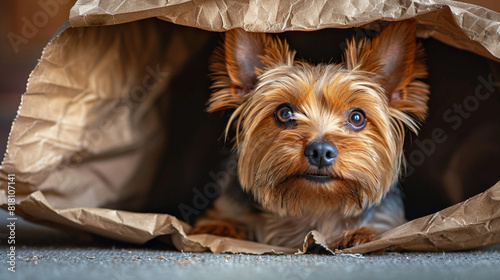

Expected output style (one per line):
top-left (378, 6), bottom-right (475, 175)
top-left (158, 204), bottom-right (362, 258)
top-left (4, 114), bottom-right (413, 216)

top-left (191, 20), bottom-right (429, 250)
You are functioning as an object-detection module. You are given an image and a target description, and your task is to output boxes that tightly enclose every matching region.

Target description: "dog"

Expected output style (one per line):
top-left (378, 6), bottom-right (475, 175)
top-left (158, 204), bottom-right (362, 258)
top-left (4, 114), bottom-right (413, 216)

top-left (191, 20), bottom-right (429, 250)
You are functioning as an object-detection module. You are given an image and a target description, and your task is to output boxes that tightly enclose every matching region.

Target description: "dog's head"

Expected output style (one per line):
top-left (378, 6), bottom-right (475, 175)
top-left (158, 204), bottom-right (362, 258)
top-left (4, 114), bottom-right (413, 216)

top-left (208, 21), bottom-right (429, 216)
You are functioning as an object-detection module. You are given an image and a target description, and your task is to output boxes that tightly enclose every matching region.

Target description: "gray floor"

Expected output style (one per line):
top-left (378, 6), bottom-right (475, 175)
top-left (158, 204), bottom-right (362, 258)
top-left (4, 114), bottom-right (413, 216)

top-left (1, 211), bottom-right (500, 280)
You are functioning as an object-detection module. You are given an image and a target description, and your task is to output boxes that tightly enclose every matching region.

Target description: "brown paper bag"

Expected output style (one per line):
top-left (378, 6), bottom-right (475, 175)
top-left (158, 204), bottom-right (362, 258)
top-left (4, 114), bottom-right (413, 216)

top-left (1, 0), bottom-right (499, 254)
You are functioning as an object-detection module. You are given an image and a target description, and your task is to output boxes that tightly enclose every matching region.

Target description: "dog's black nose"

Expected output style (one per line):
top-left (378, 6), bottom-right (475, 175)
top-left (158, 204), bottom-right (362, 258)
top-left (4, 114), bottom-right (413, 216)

top-left (304, 141), bottom-right (337, 168)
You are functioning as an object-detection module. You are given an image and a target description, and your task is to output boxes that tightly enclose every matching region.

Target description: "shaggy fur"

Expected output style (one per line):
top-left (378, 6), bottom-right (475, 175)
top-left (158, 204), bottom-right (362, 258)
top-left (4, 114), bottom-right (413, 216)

top-left (191, 21), bottom-right (429, 250)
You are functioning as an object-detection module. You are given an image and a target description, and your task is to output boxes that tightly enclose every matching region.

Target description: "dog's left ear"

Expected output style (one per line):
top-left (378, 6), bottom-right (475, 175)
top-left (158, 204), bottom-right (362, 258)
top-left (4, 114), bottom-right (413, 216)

top-left (345, 20), bottom-right (428, 121)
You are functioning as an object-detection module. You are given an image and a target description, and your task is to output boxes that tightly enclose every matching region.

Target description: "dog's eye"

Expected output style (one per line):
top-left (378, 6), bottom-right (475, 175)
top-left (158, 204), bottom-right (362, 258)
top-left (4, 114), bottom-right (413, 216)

top-left (275, 104), bottom-right (295, 127)
top-left (348, 109), bottom-right (366, 130)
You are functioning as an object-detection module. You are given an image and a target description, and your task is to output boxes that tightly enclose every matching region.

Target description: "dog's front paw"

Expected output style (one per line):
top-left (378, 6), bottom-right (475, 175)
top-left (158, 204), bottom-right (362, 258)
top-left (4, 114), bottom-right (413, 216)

top-left (331, 227), bottom-right (377, 250)
top-left (190, 222), bottom-right (247, 240)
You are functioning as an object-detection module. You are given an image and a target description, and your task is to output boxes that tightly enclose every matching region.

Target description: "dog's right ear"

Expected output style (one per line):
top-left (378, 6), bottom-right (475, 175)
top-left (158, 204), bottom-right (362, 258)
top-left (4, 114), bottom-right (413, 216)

top-left (208, 29), bottom-right (293, 112)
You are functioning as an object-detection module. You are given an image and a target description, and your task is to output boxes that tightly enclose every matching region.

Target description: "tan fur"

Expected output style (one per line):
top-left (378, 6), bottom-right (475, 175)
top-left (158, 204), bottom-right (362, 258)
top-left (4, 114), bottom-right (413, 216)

top-left (194, 20), bottom-right (429, 250)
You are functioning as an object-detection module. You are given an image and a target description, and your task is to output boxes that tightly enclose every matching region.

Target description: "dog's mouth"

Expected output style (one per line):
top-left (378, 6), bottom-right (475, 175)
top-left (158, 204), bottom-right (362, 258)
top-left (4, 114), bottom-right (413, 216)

top-left (302, 173), bottom-right (337, 183)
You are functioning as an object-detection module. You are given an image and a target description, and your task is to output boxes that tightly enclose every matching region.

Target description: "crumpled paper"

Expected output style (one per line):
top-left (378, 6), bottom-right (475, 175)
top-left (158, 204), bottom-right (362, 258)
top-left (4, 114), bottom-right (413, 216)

top-left (1, 0), bottom-right (499, 254)
top-left (68, 0), bottom-right (500, 62)
top-left (2, 182), bottom-right (498, 254)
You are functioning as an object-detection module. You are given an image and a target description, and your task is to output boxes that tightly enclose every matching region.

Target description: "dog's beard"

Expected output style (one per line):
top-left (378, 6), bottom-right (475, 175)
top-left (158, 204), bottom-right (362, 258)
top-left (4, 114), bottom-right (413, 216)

top-left (236, 117), bottom-right (400, 217)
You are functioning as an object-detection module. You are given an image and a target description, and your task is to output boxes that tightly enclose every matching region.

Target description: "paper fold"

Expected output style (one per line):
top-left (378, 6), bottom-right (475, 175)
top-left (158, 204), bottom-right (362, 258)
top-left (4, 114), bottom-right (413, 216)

top-left (69, 0), bottom-right (500, 62)
top-left (2, 181), bottom-right (498, 254)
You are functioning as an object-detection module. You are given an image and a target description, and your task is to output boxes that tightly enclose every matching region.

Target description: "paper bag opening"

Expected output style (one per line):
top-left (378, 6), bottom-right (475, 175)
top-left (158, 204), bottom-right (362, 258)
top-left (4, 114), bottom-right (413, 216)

top-left (1, 0), bottom-right (500, 254)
